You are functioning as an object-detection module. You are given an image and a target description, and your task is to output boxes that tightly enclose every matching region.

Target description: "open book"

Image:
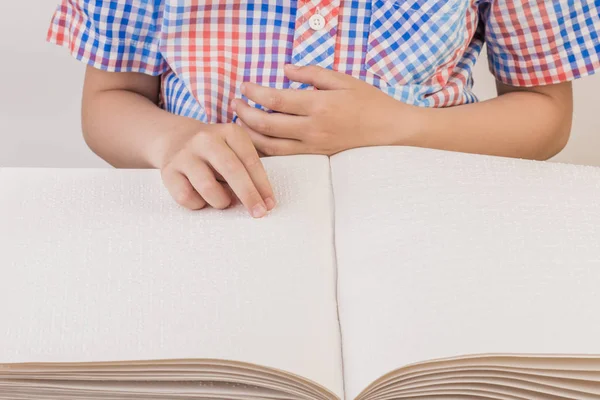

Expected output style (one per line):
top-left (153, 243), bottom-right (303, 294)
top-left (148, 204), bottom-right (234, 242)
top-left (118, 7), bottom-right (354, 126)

top-left (2, 146), bottom-right (600, 400)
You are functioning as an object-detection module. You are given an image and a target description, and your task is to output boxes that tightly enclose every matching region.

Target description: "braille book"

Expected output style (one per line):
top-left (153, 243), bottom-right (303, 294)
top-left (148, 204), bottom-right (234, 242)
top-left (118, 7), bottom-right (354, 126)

top-left (2, 147), bottom-right (600, 400)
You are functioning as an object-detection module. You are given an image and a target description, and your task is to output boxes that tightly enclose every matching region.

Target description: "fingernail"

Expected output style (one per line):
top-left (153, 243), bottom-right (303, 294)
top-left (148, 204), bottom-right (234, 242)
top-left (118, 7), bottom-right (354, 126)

top-left (252, 204), bottom-right (267, 218)
top-left (236, 118), bottom-right (242, 126)
top-left (286, 64), bottom-right (300, 70)
top-left (265, 197), bottom-right (276, 211)
top-left (240, 82), bottom-right (247, 93)
top-left (231, 101), bottom-right (237, 112)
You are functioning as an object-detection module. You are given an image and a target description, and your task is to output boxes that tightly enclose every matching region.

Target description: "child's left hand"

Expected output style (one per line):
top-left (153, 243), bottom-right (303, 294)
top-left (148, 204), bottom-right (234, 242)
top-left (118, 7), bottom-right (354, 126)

top-left (232, 65), bottom-right (423, 156)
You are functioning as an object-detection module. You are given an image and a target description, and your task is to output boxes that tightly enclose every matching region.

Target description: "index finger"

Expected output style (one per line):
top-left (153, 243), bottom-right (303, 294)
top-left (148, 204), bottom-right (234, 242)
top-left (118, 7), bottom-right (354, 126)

top-left (201, 137), bottom-right (268, 218)
top-left (241, 82), bottom-right (314, 116)
top-left (224, 125), bottom-right (277, 211)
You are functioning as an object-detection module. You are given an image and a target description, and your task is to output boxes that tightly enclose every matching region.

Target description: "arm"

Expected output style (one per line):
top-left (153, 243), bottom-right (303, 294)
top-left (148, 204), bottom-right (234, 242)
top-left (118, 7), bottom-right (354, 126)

top-left (82, 67), bottom-right (275, 217)
top-left (233, 65), bottom-right (573, 161)
top-left (403, 81), bottom-right (573, 160)
top-left (81, 66), bottom-right (200, 169)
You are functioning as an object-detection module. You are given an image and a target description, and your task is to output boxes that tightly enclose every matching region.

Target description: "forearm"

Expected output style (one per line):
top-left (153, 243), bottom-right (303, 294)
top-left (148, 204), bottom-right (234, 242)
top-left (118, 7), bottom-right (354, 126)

top-left (82, 89), bottom-right (203, 169)
top-left (398, 88), bottom-right (573, 160)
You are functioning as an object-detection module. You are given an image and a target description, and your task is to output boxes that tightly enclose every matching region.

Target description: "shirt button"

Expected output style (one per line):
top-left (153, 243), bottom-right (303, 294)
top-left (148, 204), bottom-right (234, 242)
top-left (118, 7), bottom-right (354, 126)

top-left (308, 13), bottom-right (326, 31)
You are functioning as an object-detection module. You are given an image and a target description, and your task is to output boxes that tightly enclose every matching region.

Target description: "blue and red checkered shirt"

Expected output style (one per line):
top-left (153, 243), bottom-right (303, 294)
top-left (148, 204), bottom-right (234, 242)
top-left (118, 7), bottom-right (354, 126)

top-left (48, 0), bottom-right (600, 124)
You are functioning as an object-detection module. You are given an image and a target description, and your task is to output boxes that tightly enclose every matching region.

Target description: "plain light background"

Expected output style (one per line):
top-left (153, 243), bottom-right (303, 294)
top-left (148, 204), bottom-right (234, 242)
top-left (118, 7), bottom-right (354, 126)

top-left (1, 1), bottom-right (598, 168)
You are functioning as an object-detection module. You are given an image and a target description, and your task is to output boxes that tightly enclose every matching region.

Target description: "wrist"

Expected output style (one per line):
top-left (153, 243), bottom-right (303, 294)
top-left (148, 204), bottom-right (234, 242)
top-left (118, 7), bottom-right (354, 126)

top-left (402, 105), bottom-right (430, 147)
top-left (377, 100), bottom-right (431, 147)
top-left (147, 117), bottom-right (205, 169)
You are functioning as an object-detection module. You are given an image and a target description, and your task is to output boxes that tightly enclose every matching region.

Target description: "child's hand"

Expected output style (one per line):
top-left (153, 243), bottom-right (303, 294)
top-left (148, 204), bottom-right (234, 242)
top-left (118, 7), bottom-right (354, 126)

top-left (158, 123), bottom-right (276, 218)
top-left (232, 64), bottom-right (422, 156)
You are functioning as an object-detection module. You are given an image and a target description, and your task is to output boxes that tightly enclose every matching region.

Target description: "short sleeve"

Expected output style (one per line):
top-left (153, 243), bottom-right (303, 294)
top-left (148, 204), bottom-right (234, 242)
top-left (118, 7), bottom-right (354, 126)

top-left (47, 0), bottom-right (168, 75)
top-left (482, 0), bottom-right (600, 87)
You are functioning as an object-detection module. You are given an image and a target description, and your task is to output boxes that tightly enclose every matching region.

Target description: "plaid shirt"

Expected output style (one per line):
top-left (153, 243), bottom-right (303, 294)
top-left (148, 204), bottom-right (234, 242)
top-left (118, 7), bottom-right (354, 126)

top-left (48, 1), bottom-right (600, 124)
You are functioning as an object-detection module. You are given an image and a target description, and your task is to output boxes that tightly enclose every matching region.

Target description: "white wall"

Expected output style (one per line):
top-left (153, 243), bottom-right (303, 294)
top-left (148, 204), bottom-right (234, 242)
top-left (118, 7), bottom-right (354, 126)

top-left (1, 1), bottom-right (598, 168)
top-left (0, 1), bottom-right (107, 168)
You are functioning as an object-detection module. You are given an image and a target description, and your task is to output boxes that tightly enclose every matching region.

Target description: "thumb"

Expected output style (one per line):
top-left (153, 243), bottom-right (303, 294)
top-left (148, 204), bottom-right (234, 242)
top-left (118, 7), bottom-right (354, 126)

top-left (284, 64), bottom-right (356, 90)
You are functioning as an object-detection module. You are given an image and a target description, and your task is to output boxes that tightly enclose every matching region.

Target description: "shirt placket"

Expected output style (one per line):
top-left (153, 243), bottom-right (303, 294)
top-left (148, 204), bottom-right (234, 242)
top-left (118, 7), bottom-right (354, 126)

top-left (291, 0), bottom-right (341, 89)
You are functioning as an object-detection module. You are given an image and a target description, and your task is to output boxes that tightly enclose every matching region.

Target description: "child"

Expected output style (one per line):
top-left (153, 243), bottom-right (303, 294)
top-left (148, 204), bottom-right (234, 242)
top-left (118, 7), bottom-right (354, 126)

top-left (48, 1), bottom-right (600, 218)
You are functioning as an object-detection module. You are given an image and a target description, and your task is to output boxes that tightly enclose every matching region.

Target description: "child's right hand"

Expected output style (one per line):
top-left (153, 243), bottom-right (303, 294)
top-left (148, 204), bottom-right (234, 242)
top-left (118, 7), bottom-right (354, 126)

top-left (158, 123), bottom-right (276, 218)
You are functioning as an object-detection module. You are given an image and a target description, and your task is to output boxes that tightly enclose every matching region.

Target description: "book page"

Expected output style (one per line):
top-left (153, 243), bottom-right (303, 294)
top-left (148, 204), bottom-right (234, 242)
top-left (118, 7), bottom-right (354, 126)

top-left (0, 156), bottom-right (343, 398)
top-left (331, 147), bottom-right (600, 399)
